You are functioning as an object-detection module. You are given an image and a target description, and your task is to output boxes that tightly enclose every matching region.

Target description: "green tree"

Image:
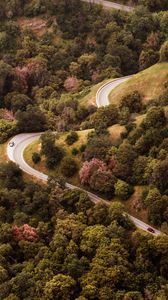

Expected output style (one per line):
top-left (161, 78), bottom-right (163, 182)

top-left (132, 156), bottom-right (149, 184)
top-left (61, 157), bottom-right (78, 177)
top-left (0, 161), bottom-right (23, 189)
top-left (41, 131), bottom-right (56, 157)
top-left (114, 179), bottom-right (133, 200)
top-left (41, 132), bottom-right (63, 168)
top-left (4, 93), bottom-right (33, 113)
top-left (151, 160), bottom-right (168, 193)
top-left (0, 120), bottom-right (16, 143)
top-left (120, 91), bottom-right (142, 113)
top-left (93, 104), bottom-right (119, 133)
top-left (80, 224), bottom-right (109, 256)
top-left (89, 169), bottom-right (116, 196)
top-left (16, 106), bottom-right (46, 132)
top-left (144, 188), bottom-right (161, 207)
top-left (142, 107), bottom-right (166, 129)
top-left (84, 134), bottom-right (112, 161)
top-left (139, 49), bottom-right (159, 70)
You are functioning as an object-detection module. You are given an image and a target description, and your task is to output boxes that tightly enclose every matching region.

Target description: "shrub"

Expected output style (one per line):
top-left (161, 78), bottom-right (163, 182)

top-left (120, 131), bottom-right (128, 139)
top-left (71, 148), bottom-right (79, 156)
top-left (80, 144), bottom-right (86, 153)
top-left (45, 151), bottom-right (63, 169)
top-left (119, 107), bottom-right (130, 125)
top-left (46, 145), bottom-right (64, 169)
top-left (61, 157), bottom-right (78, 177)
top-left (32, 152), bottom-right (41, 164)
top-left (65, 131), bottom-right (79, 145)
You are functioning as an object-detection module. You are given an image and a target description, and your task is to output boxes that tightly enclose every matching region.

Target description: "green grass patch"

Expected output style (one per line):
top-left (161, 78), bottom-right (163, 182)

top-left (109, 63), bottom-right (168, 106)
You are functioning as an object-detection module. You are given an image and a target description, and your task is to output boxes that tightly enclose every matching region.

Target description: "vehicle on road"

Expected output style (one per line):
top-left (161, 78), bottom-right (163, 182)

top-left (9, 141), bottom-right (15, 147)
top-left (147, 227), bottom-right (155, 233)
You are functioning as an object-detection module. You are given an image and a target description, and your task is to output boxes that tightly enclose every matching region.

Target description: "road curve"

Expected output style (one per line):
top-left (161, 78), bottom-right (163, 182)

top-left (7, 75), bottom-right (161, 236)
top-left (96, 75), bottom-right (132, 107)
top-left (82, 0), bottom-right (133, 12)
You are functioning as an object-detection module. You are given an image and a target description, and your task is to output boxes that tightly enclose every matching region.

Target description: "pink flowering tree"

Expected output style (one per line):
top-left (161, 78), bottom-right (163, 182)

top-left (13, 224), bottom-right (38, 242)
top-left (79, 158), bottom-right (107, 185)
top-left (64, 76), bottom-right (80, 92)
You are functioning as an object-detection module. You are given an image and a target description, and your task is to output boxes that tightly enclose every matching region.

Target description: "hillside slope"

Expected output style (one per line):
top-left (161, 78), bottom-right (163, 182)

top-left (109, 63), bottom-right (168, 105)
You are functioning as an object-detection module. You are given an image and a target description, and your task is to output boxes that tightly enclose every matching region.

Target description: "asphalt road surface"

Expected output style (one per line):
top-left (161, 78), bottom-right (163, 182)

top-left (7, 75), bottom-right (161, 236)
top-left (82, 0), bottom-right (133, 12)
top-left (96, 76), bottom-right (132, 107)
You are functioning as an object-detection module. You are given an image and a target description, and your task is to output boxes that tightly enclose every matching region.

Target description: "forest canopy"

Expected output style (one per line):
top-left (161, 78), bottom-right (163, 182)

top-left (0, 0), bottom-right (168, 299)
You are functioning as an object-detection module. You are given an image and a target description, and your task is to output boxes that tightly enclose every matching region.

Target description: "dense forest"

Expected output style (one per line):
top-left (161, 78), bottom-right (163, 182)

top-left (118, 0), bottom-right (168, 11)
top-left (0, 162), bottom-right (168, 299)
top-left (1, 0), bottom-right (168, 299)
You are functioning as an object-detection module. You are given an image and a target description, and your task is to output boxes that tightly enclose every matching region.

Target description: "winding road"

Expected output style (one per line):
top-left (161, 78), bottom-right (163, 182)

top-left (7, 76), bottom-right (161, 236)
top-left (6, 2), bottom-right (161, 236)
top-left (96, 76), bottom-right (132, 107)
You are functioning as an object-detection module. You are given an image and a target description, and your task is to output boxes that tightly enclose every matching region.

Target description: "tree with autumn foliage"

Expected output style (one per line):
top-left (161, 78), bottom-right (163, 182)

top-left (79, 158), bottom-right (116, 196)
top-left (79, 158), bottom-right (107, 185)
top-left (12, 224), bottom-right (38, 242)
